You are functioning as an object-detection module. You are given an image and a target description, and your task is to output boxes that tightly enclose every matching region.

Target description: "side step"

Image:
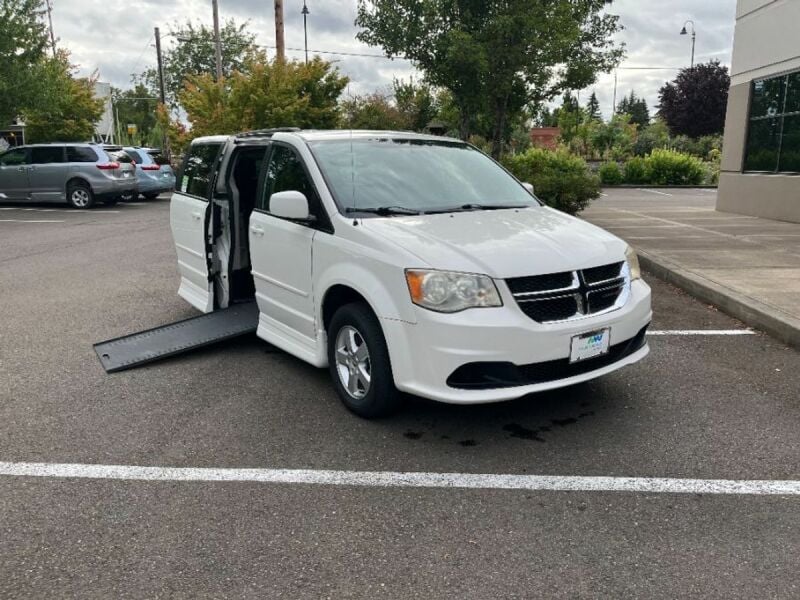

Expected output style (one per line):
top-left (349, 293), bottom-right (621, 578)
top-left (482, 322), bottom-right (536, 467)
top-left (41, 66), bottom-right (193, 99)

top-left (94, 301), bottom-right (259, 373)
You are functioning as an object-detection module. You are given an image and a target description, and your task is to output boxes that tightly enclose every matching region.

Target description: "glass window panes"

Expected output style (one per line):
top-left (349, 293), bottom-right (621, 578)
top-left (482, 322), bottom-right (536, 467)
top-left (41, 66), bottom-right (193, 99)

top-left (261, 146), bottom-right (319, 215)
top-left (66, 146), bottom-right (98, 162)
top-left (0, 148), bottom-right (28, 166)
top-left (181, 143), bottom-right (222, 199)
top-left (745, 70), bottom-right (800, 173)
top-left (744, 118), bottom-right (780, 171)
top-left (31, 146), bottom-right (65, 164)
top-left (778, 114), bottom-right (800, 173)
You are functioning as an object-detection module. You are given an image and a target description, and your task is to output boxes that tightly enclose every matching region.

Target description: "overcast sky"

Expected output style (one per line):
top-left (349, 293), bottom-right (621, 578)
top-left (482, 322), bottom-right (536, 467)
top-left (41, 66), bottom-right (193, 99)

top-left (53, 0), bottom-right (737, 119)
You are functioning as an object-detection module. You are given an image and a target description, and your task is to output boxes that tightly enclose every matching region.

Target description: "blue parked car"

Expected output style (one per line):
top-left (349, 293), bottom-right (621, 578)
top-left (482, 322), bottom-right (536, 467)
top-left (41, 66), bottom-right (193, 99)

top-left (122, 146), bottom-right (176, 199)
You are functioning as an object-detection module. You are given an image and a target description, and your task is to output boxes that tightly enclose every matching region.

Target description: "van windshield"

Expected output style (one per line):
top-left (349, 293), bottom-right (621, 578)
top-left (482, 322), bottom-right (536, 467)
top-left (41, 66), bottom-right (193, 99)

top-left (308, 138), bottom-right (539, 215)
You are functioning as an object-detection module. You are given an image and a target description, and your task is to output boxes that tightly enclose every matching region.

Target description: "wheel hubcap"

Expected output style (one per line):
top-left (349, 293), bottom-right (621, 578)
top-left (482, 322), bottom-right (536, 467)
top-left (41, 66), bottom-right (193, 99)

top-left (72, 189), bottom-right (89, 207)
top-left (335, 326), bottom-right (371, 400)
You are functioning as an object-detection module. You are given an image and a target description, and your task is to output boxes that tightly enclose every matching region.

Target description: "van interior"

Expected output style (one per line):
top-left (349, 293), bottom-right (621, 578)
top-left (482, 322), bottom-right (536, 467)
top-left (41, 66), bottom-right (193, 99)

top-left (213, 146), bottom-right (265, 308)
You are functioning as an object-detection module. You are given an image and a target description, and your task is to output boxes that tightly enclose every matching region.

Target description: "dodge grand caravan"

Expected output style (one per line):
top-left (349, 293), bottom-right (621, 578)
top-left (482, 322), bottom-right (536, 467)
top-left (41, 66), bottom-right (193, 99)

top-left (170, 129), bottom-right (651, 417)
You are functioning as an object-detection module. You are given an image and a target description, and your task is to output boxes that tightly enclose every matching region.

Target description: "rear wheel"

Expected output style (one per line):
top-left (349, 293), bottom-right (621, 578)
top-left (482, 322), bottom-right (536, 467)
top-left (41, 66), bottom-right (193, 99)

top-left (327, 302), bottom-right (401, 418)
top-left (143, 192), bottom-right (160, 200)
top-left (66, 182), bottom-right (94, 209)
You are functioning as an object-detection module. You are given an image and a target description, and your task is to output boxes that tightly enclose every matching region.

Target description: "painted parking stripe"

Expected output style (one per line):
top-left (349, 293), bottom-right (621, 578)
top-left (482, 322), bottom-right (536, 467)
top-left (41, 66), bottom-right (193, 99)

top-left (647, 330), bottom-right (755, 336)
top-left (0, 219), bottom-right (65, 223)
top-left (0, 462), bottom-right (797, 495)
top-left (637, 188), bottom-right (673, 196)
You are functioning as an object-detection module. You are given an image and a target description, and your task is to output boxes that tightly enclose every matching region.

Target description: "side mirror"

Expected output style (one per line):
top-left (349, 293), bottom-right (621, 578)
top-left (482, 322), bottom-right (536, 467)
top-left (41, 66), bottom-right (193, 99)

top-left (522, 182), bottom-right (535, 195)
top-left (270, 190), bottom-right (312, 221)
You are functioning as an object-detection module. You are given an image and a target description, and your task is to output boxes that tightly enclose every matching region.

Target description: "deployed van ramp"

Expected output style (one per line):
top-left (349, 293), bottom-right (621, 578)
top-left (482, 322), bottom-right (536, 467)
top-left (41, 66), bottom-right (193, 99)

top-left (94, 301), bottom-right (259, 373)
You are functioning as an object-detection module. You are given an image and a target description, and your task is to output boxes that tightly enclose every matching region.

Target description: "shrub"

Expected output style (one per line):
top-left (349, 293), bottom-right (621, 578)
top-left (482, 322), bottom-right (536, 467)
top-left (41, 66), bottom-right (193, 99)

top-left (502, 148), bottom-right (600, 214)
top-left (644, 149), bottom-right (705, 185)
top-left (599, 161), bottom-right (624, 185)
top-left (624, 156), bottom-right (649, 184)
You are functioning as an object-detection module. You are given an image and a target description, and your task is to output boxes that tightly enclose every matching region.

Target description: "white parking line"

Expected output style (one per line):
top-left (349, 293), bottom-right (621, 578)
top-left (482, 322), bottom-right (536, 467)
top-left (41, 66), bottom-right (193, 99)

top-left (637, 188), bottom-right (673, 196)
top-left (0, 219), bottom-right (65, 223)
top-left (0, 462), bottom-right (797, 495)
top-left (0, 207), bottom-right (120, 214)
top-left (647, 330), bottom-right (755, 336)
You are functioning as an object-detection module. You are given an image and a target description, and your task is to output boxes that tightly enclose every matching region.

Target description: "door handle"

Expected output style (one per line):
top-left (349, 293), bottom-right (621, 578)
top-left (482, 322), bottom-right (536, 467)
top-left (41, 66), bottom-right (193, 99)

top-left (250, 225), bottom-right (265, 236)
top-left (191, 211), bottom-right (202, 220)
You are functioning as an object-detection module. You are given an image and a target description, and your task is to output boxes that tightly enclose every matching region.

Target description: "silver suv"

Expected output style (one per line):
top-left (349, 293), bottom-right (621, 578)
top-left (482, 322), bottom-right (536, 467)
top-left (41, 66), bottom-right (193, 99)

top-left (0, 143), bottom-right (137, 208)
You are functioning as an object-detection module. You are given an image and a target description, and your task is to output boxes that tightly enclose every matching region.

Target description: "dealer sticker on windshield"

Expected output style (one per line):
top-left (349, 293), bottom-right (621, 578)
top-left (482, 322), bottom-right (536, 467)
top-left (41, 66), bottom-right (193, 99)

top-left (570, 328), bottom-right (610, 363)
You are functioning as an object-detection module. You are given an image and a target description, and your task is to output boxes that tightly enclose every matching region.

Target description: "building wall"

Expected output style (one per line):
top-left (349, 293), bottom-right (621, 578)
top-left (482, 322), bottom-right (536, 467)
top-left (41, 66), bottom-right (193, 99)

top-left (717, 0), bottom-right (800, 223)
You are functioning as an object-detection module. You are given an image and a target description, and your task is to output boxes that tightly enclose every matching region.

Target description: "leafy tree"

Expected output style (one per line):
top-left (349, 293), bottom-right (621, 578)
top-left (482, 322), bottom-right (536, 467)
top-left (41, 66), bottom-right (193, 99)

top-left (586, 91), bottom-right (602, 121)
top-left (23, 51), bottom-right (104, 142)
top-left (589, 113), bottom-right (636, 160)
top-left (658, 60), bottom-right (730, 138)
top-left (177, 55), bottom-right (348, 139)
top-left (0, 0), bottom-right (50, 126)
top-left (356, 0), bottom-right (624, 158)
top-left (340, 91), bottom-right (408, 130)
top-left (617, 90), bottom-right (649, 128)
top-left (393, 78), bottom-right (439, 132)
top-left (137, 19), bottom-right (258, 108)
top-left (112, 84), bottom-right (159, 145)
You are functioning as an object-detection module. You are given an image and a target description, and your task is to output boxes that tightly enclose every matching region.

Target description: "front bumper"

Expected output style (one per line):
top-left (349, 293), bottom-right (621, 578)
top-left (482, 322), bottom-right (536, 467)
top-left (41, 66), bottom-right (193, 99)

top-left (382, 279), bottom-right (652, 404)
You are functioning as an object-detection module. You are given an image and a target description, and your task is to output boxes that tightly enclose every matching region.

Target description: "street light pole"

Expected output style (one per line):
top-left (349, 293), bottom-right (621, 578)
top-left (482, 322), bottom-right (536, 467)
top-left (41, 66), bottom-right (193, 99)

top-left (154, 27), bottom-right (171, 161)
top-left (680, 20), bottom-right (696, 68)
top-left (302, 0), bottom-right (309, 64)
top-left (212, 0), bottom-right (223, 81)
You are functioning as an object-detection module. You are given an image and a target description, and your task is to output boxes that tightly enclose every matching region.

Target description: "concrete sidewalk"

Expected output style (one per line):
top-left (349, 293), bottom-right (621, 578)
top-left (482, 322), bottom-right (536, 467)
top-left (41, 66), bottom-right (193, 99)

top-left (582, 188), bottom-right (800, 348)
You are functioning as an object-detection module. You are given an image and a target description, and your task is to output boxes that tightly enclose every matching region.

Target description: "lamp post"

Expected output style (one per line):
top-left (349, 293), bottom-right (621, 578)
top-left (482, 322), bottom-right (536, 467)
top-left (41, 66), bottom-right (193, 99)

top-left (680, 20), bottom-right (696, 68)
top-left (302, 0), bottom-right (310, 64)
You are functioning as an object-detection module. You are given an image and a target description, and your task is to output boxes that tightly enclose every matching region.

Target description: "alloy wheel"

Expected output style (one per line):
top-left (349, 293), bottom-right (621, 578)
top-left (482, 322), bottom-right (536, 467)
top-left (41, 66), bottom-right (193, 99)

top-left (335, 325), bottom-right (372, 399)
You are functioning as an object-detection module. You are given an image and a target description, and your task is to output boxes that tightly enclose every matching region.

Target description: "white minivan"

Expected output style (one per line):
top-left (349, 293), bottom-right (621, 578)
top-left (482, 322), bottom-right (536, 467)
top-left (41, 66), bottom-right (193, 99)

top-left (170, 129), bottom-right (651, 417)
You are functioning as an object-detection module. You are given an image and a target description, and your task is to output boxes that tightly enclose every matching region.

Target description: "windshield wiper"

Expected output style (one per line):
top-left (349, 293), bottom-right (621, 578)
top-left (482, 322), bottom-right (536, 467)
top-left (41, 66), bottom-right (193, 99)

top-left (345, 206), bottom-right (422, 216)
top-left (427, 203), bottom-right (530, 214)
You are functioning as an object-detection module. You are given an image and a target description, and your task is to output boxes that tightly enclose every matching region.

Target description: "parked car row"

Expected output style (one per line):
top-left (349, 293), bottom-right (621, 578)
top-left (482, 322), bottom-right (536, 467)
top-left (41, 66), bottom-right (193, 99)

top-left (0, 143), bottom-right (175, 209)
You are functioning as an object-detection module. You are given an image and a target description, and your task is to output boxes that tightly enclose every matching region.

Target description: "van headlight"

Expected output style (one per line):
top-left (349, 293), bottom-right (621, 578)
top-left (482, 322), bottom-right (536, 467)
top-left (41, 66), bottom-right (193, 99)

top-left (625, 246), bottom-right (642, 281)
top-left (405, 269), bottom-right (502, 312)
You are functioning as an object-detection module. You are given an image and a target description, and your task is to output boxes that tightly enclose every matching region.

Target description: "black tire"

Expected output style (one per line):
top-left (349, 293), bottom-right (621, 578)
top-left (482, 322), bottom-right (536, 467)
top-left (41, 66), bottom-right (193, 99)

top-left (327, 302), bottom-right (401, 418)
top-left (66, 181), bottom-right (94, 209)
top-left (120, 191), bottom-right (135, 202)
top-left (143, 192), bottom-right (160, 200)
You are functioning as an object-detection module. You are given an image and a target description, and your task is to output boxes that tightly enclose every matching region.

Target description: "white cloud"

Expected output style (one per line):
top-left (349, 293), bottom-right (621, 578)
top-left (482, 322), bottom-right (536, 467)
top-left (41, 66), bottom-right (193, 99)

top-left (51, 0), bottom-right (736, 116)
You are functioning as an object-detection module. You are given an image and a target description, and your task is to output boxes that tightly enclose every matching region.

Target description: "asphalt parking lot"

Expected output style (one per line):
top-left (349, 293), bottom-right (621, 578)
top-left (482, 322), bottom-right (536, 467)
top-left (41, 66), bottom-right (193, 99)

top-left (1, 195), bottom-right (798, 598)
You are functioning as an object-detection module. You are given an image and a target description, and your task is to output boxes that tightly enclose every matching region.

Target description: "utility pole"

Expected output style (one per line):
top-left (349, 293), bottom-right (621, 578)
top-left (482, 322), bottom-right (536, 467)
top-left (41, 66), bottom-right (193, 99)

top-left (302, 0), bottom-right (309, 64)
top-left (274, 0), bottom-right (285, 61)
top-left (154, 27), bottom-right (171, 161)
top-left (45, 0), bottom-right (56, 57)
top-left (212, 0), bottom-right (223, 81)
top-left (611, 69), bottom-right (618, 115)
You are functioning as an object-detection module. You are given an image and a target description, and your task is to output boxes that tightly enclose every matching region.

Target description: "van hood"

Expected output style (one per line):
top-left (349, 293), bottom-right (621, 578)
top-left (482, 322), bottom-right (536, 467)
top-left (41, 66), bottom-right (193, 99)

top-left (361, 206), bottom-right (628, 279)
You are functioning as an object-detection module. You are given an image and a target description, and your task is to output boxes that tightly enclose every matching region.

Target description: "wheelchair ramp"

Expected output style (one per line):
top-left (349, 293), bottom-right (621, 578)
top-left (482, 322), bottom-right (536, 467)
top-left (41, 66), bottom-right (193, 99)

top-left (94, 301), bottom-right (259, 373)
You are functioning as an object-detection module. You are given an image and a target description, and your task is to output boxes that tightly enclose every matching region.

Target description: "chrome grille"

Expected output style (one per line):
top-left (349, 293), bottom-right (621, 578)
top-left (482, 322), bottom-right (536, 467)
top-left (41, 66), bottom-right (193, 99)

top-left (507, 262), bottom-right (628, 323)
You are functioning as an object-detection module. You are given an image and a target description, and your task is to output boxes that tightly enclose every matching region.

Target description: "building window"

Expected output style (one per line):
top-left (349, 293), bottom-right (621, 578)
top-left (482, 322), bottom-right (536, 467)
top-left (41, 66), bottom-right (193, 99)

top-left (744, 71), bottom-right (800, 173)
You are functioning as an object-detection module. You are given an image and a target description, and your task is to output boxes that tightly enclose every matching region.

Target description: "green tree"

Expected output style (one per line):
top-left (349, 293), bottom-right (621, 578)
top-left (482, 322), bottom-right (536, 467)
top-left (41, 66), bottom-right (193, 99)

top-left (393, 78), bottom-right (439, 132)
top-left (658, 60), bottom-right (730, 138)
top-left (586, 91), bottom-right (602, 121)
top-left (617, 90), bottom-right (650, 128)
top-left (0, 0), bottom-right (50, 126)
top-left (23, 52), bottom-right (104, 142)
top-left (356, 0), bottom-right (624, 158)
top-left (177, 55), bottom-right (348, 138)
top-left (137, 19), bottom-right (258, 108)
top-left (112, 84), bottom-right (159, 145)
top-left (340, 91), bottom-right (408, 130)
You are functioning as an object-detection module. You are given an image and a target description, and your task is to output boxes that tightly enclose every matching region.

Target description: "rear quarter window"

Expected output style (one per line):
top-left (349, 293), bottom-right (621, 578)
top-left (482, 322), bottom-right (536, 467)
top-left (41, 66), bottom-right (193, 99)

top-left (66, 146), bottom-right (99, 162)
top-left (181, 143), bottom-right (222, 199)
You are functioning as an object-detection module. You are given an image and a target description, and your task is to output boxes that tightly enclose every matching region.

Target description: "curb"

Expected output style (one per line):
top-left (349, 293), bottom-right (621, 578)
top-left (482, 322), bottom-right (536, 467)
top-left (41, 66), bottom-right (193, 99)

top-left (637, 250), bottom-right (800, 349)
top-left (601, 185), bottom-right (718, 189)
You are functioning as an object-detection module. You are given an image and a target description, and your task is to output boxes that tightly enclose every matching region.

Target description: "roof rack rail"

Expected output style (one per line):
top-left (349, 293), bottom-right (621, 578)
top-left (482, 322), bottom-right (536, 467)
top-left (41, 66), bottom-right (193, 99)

top-left (236, 127), bottom-right (301, 139)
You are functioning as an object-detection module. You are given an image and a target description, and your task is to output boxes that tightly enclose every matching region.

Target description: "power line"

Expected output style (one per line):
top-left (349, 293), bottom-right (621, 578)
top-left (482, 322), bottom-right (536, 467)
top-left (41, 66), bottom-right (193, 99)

top-left (259, 44), bottom-right (409, 60)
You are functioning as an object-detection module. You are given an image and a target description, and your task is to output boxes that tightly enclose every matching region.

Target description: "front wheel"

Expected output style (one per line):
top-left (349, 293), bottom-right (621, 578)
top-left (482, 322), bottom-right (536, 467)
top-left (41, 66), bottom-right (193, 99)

top-left (66, 182), bottom-right (94, 209)
top-left (143, 192), bottom-right (160, 200)
top-left (327, 302), bottom-right (401, 418)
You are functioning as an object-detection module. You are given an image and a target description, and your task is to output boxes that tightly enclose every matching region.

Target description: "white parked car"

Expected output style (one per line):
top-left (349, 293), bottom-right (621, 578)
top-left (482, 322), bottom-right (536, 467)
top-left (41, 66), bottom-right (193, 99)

top-left (170, 129), bottom-right (651, 417)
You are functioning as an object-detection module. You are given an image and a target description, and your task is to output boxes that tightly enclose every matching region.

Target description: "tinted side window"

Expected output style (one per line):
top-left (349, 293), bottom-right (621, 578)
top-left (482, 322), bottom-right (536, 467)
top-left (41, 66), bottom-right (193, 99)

top-left (181, 143), bottom-right (222, 199)
top-left (260, 146), bottom-right (321, 217)
top-left (31, 147), bottom-right (65, 164)
top-left (66, 146), bottom-right (98, 162)
top-left (0, 148), bottom-right (28, 166)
